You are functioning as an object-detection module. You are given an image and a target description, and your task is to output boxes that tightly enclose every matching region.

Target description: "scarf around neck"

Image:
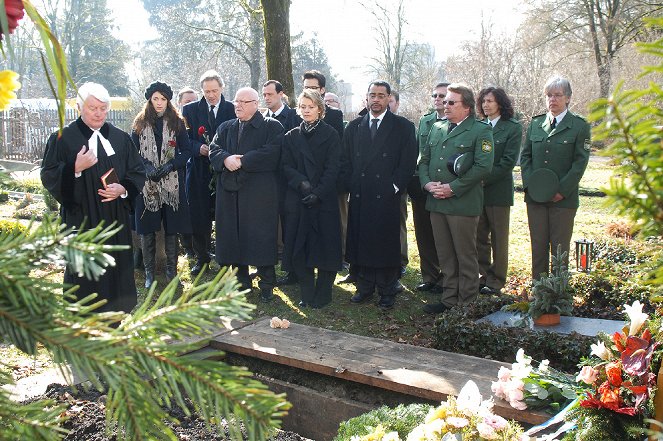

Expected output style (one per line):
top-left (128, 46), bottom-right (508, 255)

top-left (138, 120), bottom-right (180, 213)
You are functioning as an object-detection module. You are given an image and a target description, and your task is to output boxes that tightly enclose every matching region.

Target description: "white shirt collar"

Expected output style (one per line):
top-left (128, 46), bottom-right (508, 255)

top-left (489, 116), bottom-right (501, 127)
top-left (369, 109), bottom-right (388, 128)
top-left (269, 104), bottom-right (285, 117)
top-left (548, 108), bottom-right (568, 126)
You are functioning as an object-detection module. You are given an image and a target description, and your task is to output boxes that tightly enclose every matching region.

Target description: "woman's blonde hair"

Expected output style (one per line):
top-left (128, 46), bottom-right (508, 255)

top-left (296, 89), bottom-right (325, 120)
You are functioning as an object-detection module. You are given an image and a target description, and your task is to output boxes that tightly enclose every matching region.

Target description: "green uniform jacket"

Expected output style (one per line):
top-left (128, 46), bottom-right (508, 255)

top-left (419, 117), bottom-right (494, 216)
top-left (484, 117), bottom-right (522, 207)
top-left (415, 111), bottom-right (442, 177)
top-left (521, 111), bottom-right (591, 209)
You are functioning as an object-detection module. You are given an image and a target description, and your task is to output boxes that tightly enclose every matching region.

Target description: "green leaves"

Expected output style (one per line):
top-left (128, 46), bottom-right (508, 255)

top-left (0, 212), bottom-right (289, 440)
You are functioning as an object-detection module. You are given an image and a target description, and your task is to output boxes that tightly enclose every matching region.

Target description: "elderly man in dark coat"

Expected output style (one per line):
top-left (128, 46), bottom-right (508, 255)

top-left (182, 70), bottom-right (235, 275)
top-left (41, 82), bottom-right (145, 312)
top-left (209, 87), bottom-right (284, 302)
top-left (340, 80), bottom-right (417, 310)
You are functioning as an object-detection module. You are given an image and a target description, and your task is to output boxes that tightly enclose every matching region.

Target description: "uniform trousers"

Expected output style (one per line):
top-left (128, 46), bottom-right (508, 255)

top-left (408, 177), bottom-right (442, 285)
top-left (526, 203), bottom-right (577, 280)
top-left (430, 212), bottom-right (480, 307)
top-left (477, 205), bottom-right (511, 290)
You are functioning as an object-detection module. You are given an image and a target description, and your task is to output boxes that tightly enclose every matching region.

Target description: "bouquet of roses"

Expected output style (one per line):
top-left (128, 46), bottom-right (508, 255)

top-left (566, 300), bottom-right (661, 440)
top-left (491, 348), bottom-right (579, 413)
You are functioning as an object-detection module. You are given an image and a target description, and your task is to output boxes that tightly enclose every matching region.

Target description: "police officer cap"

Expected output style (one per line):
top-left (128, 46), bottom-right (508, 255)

top-left (145, 81), bottom-right (173, 101)
top-left (528, 168), bottom-right (560, 202)
top-left (446, 152), bottom-right (473, 177)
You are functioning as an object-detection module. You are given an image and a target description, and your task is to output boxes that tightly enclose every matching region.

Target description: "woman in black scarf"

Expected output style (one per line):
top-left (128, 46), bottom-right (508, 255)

top-left (281, 90), bottom-right (342, 308)
top-left (132, 81), bottom-right (192, 288)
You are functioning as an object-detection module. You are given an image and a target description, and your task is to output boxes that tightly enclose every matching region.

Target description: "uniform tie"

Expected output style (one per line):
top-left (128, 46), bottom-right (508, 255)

top-left (447, 122), bottom-right (457, 134)
top-left (550, 117), bottom-right (556, 129)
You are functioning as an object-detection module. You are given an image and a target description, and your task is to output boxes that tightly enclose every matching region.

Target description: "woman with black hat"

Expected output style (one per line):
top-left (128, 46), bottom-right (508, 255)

top-left (132, 81), bottom-right (193, 288)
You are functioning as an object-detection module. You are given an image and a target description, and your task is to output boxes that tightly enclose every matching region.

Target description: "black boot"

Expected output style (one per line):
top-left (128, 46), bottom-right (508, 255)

top-left (141, 232), bottom-right (156, 289)
top-left (165, 234), bottom-right (179, 280)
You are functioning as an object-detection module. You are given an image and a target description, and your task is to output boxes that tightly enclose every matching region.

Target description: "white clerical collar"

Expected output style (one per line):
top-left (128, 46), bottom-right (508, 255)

top-left (88, 130), bottom-right (115, 157)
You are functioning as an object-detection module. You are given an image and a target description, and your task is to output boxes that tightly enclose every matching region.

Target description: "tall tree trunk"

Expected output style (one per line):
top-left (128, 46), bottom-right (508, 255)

top-left (261, 0), bottom-right (294, 105)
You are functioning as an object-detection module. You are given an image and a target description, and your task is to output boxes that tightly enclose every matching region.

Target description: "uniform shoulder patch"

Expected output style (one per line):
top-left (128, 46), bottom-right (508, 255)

top-left (583, 139), bottom-right (591, 151)
top-left (481, 139), bottom-right (493, 153)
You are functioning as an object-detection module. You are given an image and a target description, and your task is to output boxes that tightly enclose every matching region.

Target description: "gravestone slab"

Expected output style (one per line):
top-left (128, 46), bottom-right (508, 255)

top-left (478, 311), bottom-right (624, 337)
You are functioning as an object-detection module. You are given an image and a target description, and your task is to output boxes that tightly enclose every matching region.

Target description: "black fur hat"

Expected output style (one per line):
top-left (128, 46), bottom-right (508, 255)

top-left (145, 81), bottom-right (173, 101)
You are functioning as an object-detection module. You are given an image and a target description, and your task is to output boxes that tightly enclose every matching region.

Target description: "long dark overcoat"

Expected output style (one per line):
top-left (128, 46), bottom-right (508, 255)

top-left (281, 121), bottom-right (342, 272)
top-left (340, 110), bottom-right (417, 268)
top-left (209, 111), bottom-right (284, 266)
top-left (181, 96), bottom-right (235, 232)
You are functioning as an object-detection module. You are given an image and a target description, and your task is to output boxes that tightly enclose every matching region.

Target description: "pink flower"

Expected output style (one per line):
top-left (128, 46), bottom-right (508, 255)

top-left (446, 416), bottom-right (469, 428)
top-left (497, 366), bottom-right (511, 381)
top-left (576, 365), bottom-right (599, 385)
top-left (483, 414), bottom-right (508, 430)
top-left (477, 422), bottom-right (498, 439)
top-left (510, 399), bottom-right (527, 410)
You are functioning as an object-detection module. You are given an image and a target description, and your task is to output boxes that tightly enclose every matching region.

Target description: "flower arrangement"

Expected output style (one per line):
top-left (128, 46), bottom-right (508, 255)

top-left (491, 349), bottom-right (579, 413)
top-left (351, 381), bottom-right (524, 441)
top-left (494, 300), bottom-right (661, 440)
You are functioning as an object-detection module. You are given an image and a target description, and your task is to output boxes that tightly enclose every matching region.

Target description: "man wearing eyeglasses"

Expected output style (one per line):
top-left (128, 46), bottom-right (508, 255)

top-left (521, 76), bottom-right (590, 281)
top-left (182, 70), bottom-right (235, 276)
top-left (324, 92), bottom-right (341, 110)
top-left (209, 87), bottom-right (285, 303)
top-left (419, 83), bottom-right (494, 314)
top-left (408, 82), bottom-right (449, 295)
top-left (340, 80), bottom-right (417, 310)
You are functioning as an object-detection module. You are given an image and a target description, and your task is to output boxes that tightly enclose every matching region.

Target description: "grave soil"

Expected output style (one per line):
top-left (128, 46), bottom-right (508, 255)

top-left (29, 383), bottom-right (310, 441)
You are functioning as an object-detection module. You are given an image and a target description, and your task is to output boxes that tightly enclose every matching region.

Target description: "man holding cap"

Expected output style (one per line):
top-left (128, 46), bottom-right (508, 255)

top-left (418, 83), bottom-right (494, 314)
top-left (521, 75), bottom-right (591, 280)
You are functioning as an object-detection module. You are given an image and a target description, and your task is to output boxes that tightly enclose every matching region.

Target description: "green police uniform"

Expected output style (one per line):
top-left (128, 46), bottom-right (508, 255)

top-left (477, 117), bottom-right (522, 291)
top-left (418, 116), bottom-right (493, 307)
top-left (407, 111), bottom-right (444, 286)
top-left (521, 110), bottom-right (591, 279)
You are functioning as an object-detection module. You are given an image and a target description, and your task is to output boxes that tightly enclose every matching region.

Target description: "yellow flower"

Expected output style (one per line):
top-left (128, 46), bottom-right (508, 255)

top-left (0, 70), bottom-right (21, 111)
top-left (425, 404), bottom-right (448, 423)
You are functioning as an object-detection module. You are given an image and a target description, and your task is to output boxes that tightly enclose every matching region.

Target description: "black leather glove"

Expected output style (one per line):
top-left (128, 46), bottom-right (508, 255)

top-left (145, 162), bottom-right (160, 182)
top-left (154, 162), bottom-right (174, 181)
top-left (301, 193), bottom-right (320, 207)
top-left (298, 180), bottom-right (312, 196)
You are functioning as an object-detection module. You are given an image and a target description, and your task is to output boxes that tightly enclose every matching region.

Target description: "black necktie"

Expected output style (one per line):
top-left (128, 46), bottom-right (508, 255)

top-left (370, 118), bottom-right (379, 141)
top-left (550, 117), bottom-right (556, 129)
top-left (447, 122), bottom-right (457, 134)
top-left (209, 105), bottom-right (216, 129)
top-left (237, 121), bottom-right (245, 144)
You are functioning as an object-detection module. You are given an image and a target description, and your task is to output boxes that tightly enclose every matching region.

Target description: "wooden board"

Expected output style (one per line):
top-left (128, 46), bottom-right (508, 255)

top-left (211, 317), bottom-right (549, 425)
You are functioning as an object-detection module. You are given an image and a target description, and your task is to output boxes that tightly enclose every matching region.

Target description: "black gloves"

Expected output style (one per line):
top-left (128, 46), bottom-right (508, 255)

top-left (298, 180), bottom-right (312, 196)
top-left (301, 193), bottom-right (320, 207)
top-left (145, 162), bottom-right (160, 182)
top-left (153, 162), bottom-right (174, 181)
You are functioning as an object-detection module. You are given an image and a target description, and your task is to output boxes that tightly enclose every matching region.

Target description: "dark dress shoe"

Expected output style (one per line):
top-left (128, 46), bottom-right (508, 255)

top-left (350, 291), bottom-right (373, 303)
top-left (378, 295), bottom-right (395, 309)
top-left (277, 272), bottom-right (298, 286)
top-left (423, 302), bottom-right (449, 314)
top-left (298, 301), bottom-right (309, 308)
top-left (338, 274), bottom-right (357, 284)
top-left (394, 280), bottom-right (404, 293)
top-left (416, 282), bottom-right (436, 291)
top-left (480, 286), bottom-right (500, 295)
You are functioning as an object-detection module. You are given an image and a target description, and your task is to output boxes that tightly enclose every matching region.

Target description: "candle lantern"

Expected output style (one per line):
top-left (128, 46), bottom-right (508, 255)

top-left (575, 239), bottom-right (594, 272)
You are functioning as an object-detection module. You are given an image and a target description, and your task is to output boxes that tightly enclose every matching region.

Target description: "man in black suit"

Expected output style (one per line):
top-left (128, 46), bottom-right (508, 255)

top-left (262, 80), bottom-right (297, 132)
top-left (340, 80), bottom-right (417, 309)
top-left (182, 70), bottom-right (235, 276)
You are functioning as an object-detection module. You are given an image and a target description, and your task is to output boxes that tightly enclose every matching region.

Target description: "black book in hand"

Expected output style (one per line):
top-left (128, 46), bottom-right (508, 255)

top-left (100, 167), bottom-right (119, 188)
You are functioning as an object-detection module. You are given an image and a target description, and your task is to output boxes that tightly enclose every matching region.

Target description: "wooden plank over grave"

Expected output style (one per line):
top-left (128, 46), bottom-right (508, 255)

top-left (211, 317), bottom-right (549, 425)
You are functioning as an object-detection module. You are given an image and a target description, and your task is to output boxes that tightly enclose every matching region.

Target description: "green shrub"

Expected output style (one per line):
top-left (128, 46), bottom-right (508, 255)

top-left (334, 403), bottom-right (432, 441)
top-left (0, 220), bottom-right (28, 236)
top-left (14, 202), bottom-right (47, 221)
top-left (41, 187), bottom-right (59, 212)
top-left (0, 192), bottom-right (8, 203)
top-left (0, 177), bottom-right (42, 193)
top-left (432, 295), bottom-right (593, 373)
top-left (15, 194), bottom-right (33, 210)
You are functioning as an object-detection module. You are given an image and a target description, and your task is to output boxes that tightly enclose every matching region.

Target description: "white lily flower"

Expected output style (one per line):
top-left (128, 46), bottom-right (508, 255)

top-left (590, 341), bottom-right (611, 360)
top-left (623, 300), bottom-right (648, 335)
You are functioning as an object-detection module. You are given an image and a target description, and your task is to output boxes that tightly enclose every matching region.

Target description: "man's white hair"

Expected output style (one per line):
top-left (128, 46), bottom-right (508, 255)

top-left (76, 82), bottom-right (112, 110)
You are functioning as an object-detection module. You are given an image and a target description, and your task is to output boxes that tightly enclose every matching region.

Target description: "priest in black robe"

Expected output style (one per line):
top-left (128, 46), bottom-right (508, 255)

top-left (41, 82), bottom-right (145, 312)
